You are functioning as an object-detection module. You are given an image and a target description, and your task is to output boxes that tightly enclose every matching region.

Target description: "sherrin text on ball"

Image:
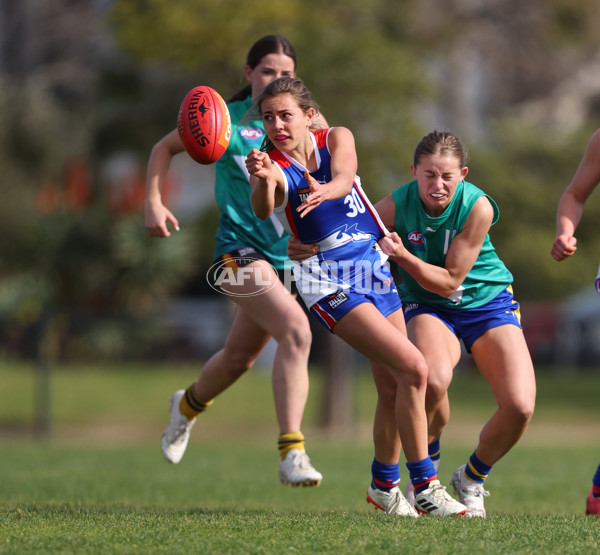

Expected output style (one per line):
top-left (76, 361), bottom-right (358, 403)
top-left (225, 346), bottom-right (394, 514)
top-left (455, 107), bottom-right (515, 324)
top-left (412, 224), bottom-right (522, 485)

top-left (177, 86), bottom-right (231, 165)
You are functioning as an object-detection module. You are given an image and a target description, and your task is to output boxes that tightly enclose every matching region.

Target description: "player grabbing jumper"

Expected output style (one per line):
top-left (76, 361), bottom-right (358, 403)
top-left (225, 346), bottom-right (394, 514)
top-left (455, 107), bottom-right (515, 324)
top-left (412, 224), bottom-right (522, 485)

top-left (247, 77), bottom-right (467, 517)
top-left (551, 128), bottom-right (600, 516)
top-left (288, 130), bottom-right (536, 517)
top-left (376, 130), bottom-right (536, 517)
top-left (145, 36), bottom-right (322, 487)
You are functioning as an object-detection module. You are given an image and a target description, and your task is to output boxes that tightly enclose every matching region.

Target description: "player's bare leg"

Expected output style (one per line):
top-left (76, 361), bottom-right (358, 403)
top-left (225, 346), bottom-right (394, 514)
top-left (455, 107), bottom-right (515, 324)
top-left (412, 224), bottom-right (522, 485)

top-left (407, 314), bottom-right (461, 442)
top-left (451, 325), bottom-right (535, 516)
top-left (163, 261), bottom-right (321, 486)
top-left (335, 304), bottom-right (466, 516)
top-left (470, 325), bottom-right (536, 464)
top-left (404, 314), bottom-right (461, 504)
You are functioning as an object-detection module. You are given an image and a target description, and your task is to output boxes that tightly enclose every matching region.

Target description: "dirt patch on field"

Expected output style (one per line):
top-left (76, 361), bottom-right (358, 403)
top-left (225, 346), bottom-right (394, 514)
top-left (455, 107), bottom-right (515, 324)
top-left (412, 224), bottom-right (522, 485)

top-left (442, 420), bottom-right (600, 447)
top-left (9, 416), bottom-right (596, 448)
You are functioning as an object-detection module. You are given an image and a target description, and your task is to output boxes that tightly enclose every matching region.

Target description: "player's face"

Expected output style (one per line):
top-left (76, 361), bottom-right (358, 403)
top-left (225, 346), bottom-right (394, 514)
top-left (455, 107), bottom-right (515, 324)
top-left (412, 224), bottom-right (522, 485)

top-left (261, 94), bottom-right (314, 153)
top-left (411, 154), bottom-right (468, 217)
top-left (245, 53), bottom-right (296, 99)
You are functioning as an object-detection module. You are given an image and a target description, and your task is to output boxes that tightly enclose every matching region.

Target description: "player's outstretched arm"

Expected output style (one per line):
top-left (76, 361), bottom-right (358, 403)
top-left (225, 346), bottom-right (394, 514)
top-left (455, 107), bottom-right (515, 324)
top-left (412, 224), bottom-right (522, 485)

top-left (145, 129), bottom-right (184, 237)
top-left (552, 129), bottom-right (600, 261)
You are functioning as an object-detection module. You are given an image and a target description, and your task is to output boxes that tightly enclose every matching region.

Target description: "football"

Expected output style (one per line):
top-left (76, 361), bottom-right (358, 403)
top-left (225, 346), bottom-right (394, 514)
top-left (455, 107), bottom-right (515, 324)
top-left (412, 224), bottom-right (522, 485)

top-left (177, 86), bottom-right (231, 165)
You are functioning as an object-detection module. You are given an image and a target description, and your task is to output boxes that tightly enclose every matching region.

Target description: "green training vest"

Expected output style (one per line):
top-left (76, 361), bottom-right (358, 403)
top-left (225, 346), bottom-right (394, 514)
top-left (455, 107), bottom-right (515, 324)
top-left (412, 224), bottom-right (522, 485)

top-left (392, 179), bottom-right (513, 309)
top-left (213, 97), bottom-right (289, 268)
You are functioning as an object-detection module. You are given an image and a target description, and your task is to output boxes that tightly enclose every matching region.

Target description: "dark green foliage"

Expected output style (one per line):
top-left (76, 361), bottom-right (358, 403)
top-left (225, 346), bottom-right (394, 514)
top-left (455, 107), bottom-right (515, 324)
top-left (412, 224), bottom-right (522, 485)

top-left (3, 1), bottom-right (600, 361)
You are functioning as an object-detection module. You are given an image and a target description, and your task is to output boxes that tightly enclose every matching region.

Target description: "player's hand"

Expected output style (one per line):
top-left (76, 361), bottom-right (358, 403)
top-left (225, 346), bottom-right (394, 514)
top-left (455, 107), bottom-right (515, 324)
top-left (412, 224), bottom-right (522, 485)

top-left (379, 232), bottom-right (406, 260)
top-left (245, 148), bottom-right (272, 180)
top-left (288, 235), bottom-right (319, 262)
top-left (298, 171), bottom-right (329, 218)
top-left (550, 234), bottom-right (577, 261)
top-left (145, 199), bottom-right (179, 238)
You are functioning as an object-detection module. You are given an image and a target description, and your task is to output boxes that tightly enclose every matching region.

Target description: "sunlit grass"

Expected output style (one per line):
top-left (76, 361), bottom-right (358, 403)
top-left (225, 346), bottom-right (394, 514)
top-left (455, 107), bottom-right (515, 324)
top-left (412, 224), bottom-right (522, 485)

top-left (0, 361), bottom-right (599, 553)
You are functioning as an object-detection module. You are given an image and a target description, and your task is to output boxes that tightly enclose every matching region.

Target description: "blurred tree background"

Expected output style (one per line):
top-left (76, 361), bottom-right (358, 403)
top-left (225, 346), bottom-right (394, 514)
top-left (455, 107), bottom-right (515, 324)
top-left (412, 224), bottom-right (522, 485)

top-left (1, 0), bottom-right (600, 363)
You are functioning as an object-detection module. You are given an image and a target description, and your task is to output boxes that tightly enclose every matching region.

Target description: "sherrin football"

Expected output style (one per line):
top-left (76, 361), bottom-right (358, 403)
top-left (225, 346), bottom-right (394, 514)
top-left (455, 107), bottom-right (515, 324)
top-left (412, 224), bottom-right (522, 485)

top-left (177, 86), bottom-right (231, 165)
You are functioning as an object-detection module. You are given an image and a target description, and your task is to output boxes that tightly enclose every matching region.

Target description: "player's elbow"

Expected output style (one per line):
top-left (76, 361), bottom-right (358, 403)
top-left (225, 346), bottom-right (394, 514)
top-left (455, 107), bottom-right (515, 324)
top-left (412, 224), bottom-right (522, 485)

top-left (438, 288), bottom-right (458, 299)
top-left (438, 280), bottom-right (463, 299)
top-left (252, 207), bottom-right (268, 220)
top-left (251, 202), bottom-right (271, 220)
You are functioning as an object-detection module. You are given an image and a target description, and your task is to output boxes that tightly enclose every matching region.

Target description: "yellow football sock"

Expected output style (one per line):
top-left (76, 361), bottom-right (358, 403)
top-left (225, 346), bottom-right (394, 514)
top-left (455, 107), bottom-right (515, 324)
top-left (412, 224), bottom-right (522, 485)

top-left (278, 431), bottom-right (305, 460)
top-left (179, 384), bottom-right (213, 421)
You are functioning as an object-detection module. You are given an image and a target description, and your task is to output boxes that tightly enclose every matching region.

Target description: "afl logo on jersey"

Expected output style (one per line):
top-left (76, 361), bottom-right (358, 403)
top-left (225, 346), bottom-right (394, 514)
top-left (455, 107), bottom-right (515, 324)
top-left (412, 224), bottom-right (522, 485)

top-left (407, 231), bottom-right (424, 245)
top-left (240, 127), bottom-right (264, 141)
top-left (407, 230), bottom-right (425, 252)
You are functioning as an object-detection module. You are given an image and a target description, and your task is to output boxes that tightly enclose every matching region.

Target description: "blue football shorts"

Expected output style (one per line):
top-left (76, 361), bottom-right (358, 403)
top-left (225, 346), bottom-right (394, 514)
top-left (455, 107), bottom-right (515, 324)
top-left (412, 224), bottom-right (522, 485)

top-left (402, 286), bottom-right (522, 353)
top-left (309, 264), bottom-right (402, 332)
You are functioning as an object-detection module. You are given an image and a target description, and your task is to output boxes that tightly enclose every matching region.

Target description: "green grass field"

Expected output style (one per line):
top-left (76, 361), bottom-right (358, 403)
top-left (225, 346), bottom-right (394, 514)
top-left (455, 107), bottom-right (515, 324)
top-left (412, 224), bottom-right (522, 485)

top-left (0, 361), bottom-right (599, 553)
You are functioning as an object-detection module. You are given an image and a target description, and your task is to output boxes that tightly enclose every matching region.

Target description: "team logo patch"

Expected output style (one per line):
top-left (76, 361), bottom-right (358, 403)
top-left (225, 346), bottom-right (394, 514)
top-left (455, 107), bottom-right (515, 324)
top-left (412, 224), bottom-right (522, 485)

top-left (298, 186), bottom-right (311, 203)
top-left (236, 247), bottom-right (256, 257)
top-left (240, 127), bottom-right (264, 141)
top-left (407, 230), bottom-right (425, 252)
top-left (407, 231), bottom-right (424, 245)
top-left (326, 291), bottom-right (349, 310)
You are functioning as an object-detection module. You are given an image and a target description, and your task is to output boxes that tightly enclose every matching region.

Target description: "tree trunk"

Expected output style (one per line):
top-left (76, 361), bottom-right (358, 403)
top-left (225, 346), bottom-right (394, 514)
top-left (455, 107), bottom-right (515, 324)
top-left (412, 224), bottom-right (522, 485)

top-left (322, 332), bottom-right (355, 431)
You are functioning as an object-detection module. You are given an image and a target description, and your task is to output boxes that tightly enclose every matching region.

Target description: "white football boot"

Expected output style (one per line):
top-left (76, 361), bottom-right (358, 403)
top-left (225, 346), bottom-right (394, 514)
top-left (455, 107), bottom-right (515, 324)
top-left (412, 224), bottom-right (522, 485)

top-left (367, 485), bottom-right (419, 517)
top-left (278, 448), bottom-right (322, 487)
top-left (450, 464), bottom-right (490, 517)
top-left (414, 479), bottom-right (467, 516)
top-left (161, 390), bottom-right (196, 464)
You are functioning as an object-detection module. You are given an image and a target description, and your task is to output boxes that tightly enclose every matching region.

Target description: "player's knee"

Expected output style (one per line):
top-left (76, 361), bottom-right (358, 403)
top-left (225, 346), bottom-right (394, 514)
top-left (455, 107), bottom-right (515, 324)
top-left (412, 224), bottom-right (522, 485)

top-left (402, 356), bottom-right (429, 390)
top-left (505, 398), bottom-right (535, 429)
top-left (425, 366), bottom-right (452, 402)
top-left (278, 318), bottom-right (312, 355)
top-left (520, 399), bottom-right (535, 425)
